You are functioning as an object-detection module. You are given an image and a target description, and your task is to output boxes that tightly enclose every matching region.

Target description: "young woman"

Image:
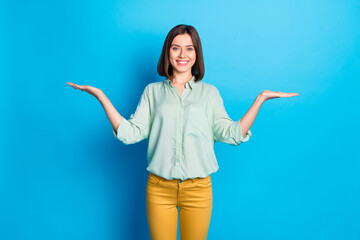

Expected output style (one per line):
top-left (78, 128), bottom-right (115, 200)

top-left (67, 24), bottom-right (299, 240)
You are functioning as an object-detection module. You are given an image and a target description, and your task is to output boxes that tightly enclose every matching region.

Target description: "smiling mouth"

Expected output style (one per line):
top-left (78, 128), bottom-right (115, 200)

top-left (176, 60), bottom-right (189, 66)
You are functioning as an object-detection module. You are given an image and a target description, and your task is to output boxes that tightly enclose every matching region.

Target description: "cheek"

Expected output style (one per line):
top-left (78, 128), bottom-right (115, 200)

top-left (169, 50), bottom-right (178, 60)
top-left (190, 52), bottom-right (196, 61)
top-left (169, 53), bottom-right (177, 67)
top-left (191, 56), bottom-right (196, 65)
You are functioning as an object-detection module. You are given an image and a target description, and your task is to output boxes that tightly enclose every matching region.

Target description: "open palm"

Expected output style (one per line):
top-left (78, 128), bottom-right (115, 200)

top-left (261, 90), bottom-right (299, 101)
top-left (66, 82), bottom-right (101, 98)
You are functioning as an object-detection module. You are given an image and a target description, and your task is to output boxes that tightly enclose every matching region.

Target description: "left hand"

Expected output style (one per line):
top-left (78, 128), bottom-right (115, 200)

top-left (260, 90), bottom-right (299, 101)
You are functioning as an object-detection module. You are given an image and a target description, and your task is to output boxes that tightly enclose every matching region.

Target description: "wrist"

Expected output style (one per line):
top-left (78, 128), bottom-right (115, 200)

top-left (257, 93), bottom-right (266, 103)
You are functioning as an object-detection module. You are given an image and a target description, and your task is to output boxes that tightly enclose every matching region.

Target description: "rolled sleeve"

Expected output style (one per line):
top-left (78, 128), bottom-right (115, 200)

top-left (112, 118), bottom-right (132, 144)
top-left (211, 89), bottom-right (252, 146)
top-left (112, 86), bottom-right (151, 145)
top-left (233, 120), bottom-right (252, 144)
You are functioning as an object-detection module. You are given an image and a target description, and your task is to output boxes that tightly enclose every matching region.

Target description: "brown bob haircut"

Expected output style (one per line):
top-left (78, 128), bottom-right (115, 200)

top-left (157, 24), bottom-right (205, 81)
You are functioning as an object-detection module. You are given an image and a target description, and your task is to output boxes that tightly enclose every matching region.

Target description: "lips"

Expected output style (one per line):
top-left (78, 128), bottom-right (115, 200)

top-left (176, 60), bottom-right (189, 66)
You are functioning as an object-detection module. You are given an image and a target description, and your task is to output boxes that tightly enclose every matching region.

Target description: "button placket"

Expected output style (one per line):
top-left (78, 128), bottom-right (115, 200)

top-left (176, 88), bottom-right (190, 178)
top-left (175, 100), bottom-right (181, 174)
top-left (167, 81), bottom-right (193, 180)
top-left (178, 100), bottom-right (183, 170)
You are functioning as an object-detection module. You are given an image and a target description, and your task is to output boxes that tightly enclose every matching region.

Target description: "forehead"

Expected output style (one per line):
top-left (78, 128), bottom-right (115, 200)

top-left (171, 33), bottom-right (193, 46)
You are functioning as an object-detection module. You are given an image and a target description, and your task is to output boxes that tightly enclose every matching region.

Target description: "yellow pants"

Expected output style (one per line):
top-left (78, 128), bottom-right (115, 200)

top-left (146, 172), bottom-right (213, 240)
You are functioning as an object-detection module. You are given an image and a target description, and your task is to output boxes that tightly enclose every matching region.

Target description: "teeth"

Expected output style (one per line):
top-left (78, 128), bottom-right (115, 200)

top-left (178, 61), bottom-right (188, 64)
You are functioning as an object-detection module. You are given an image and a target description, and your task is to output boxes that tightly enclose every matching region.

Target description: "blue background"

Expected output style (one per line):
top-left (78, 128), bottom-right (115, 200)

top-left (1, 0), bottom-right (360, 239)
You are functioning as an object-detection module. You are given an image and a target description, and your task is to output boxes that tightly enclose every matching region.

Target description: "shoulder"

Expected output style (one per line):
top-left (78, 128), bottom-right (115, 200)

top-left (145, 81), bottom-right (162, 89)
top-left (143, 80), bottom-right (164, 94)
top-left (196, 80), bottom-right (220, 95)
top-left (148, 81), bottom-right (164, 88)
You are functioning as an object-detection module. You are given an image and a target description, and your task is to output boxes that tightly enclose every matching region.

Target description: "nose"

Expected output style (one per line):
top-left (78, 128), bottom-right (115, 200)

top-left (180, 48), bottom-right (186, 58)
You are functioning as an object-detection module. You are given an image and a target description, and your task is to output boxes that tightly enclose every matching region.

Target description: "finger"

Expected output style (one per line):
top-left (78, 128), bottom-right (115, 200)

top-left (274, 91), bottom-right (297, 96)
top-left (282, 93), bottom-right (299, 97)
top-left (67, 82), bottom-right (83, 90)
top-left (67, 82), bottom-right (76, 87)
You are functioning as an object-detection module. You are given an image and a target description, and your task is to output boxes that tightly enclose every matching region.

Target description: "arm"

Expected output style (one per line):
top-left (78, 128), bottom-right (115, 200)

top-left (97, 91), bottom-right (123, 134)
top-left (239, 90), bottom-right (299, 137)
top-left (211, 89), bottom-right (252, 146)
top-left (67, 82), bottom-right (122, 132)
top-left (67, 82), bottom-right (151, 144)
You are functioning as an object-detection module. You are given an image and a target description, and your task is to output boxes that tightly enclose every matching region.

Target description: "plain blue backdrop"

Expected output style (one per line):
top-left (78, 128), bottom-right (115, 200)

top-left (1, 0), bottom-right (359, 239)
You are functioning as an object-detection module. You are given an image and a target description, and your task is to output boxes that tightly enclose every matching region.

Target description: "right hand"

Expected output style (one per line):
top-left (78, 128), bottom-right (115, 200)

top-left (67, 82), bottom-right (102, 98)
top-left (259, 90), bottom-right (299, 101)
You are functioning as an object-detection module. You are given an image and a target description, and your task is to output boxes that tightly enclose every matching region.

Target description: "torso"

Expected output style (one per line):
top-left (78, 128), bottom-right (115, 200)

top-left (145, 79), bottom-right (220, 180)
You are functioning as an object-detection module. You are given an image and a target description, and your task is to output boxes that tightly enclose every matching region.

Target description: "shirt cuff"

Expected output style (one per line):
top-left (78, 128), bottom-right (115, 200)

top-left (112, 118), bottom-right (130, 141)
top-left (234, 120), bottom-right (252, 144)
top-left (241, 129), bottom-right (252, 142)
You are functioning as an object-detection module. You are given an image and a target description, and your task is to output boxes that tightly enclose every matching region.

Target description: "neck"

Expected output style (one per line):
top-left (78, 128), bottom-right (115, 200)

top-left (170, 71), bottom-right (193, 85)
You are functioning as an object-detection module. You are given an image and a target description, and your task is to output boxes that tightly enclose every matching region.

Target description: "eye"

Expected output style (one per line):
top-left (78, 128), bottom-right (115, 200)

top-left (187, 48), bottom-right (194, 51)
top-left (172, 47), bottom-right (179, 51)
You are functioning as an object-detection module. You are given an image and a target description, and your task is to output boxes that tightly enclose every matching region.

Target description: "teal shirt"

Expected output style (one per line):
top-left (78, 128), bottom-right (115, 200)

top-left (113, 76), bottom-right (252, 180)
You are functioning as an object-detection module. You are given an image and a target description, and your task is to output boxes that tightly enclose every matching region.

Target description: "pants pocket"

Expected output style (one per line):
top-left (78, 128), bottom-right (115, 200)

top-left (147, 172), bottom-right (162, 184)
top-left (194, 175), bottom-right (212, 188)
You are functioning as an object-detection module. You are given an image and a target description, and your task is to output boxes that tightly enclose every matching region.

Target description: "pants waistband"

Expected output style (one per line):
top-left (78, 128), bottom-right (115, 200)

top-left (149, 172), bottom-right (210, 183)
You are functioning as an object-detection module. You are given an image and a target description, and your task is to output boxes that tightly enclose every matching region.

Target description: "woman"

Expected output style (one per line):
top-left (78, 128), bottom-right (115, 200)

top-left (67, 24), bottom-right (299, 240)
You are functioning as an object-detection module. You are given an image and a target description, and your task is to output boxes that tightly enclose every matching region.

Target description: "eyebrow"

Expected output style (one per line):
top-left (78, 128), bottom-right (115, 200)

top-left (171, 44), bottom-right (194, 47)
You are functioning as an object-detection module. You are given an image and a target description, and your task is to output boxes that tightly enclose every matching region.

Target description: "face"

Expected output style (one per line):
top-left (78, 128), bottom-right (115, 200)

top-left (169, 33), bottom-right (196, 76)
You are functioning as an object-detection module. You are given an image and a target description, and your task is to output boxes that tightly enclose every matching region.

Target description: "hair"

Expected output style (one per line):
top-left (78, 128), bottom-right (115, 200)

top-left (157, 24), bottom-right (205, 81)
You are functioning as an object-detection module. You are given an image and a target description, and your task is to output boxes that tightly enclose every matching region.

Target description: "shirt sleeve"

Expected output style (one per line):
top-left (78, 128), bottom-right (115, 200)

top-left (112, 85), bottom-right (151, 145)
top-left (211, 88), bottom-right (252, 146)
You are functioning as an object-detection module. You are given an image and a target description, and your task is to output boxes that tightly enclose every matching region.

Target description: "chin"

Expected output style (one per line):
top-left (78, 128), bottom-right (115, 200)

top-left (174, 68), bottom-right (192, 73)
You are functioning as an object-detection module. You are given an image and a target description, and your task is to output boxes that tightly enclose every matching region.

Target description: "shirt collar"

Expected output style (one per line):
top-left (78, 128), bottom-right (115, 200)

top-left (165, 75), bottom-right (197, 90)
